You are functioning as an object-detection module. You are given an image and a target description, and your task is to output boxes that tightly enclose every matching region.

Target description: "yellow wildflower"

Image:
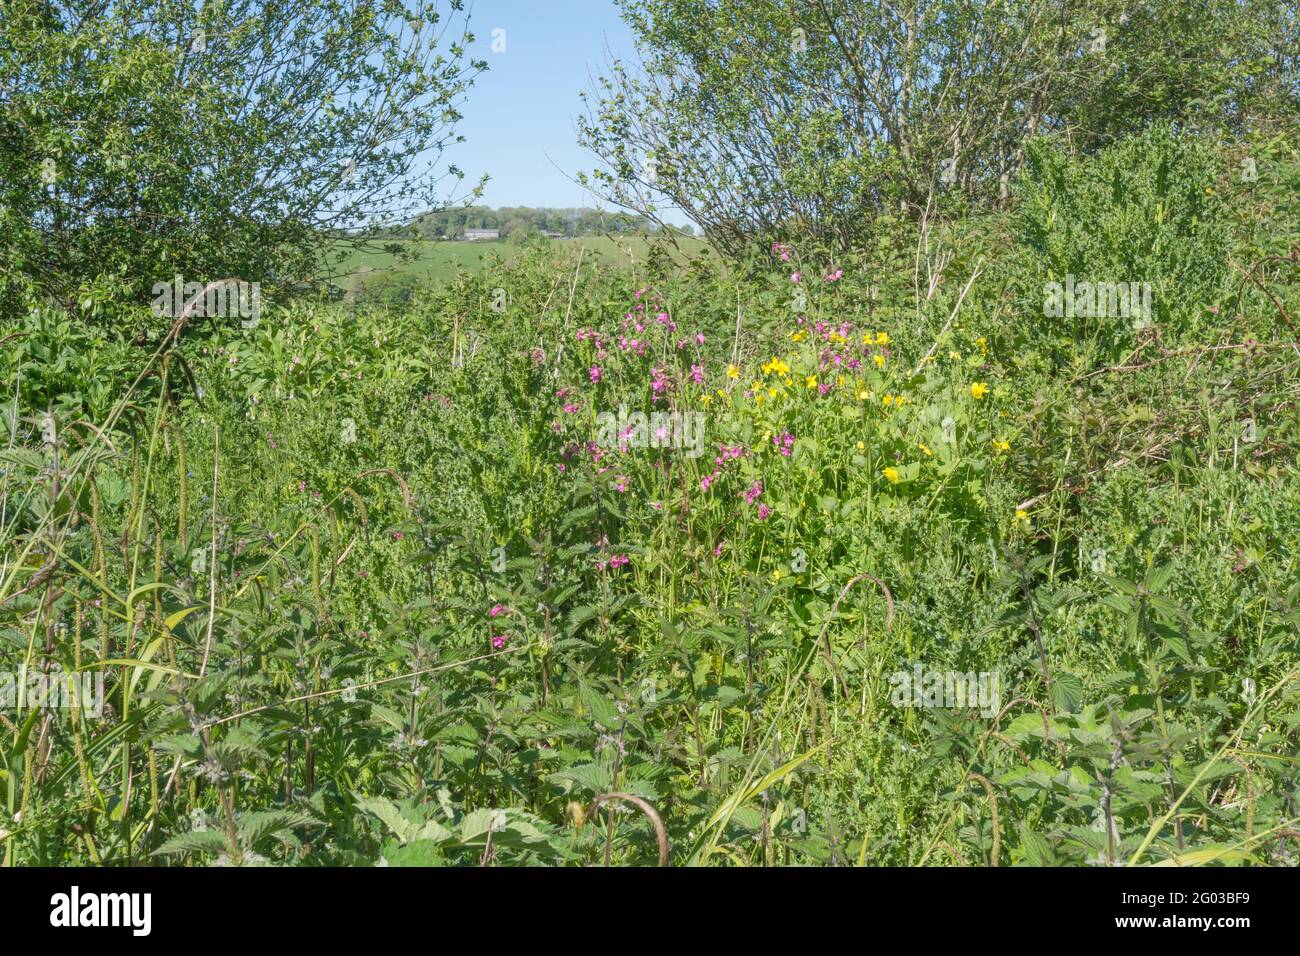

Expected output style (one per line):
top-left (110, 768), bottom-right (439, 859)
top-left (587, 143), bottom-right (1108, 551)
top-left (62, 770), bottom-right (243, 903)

top-left (918, 443), bottom-right (933, 456)
top-left (882, 466), bottom-right (901, 484)
top-left (970, 382), bottom-right (989, 399)
top-left (873, 354), bottom-right (886, 369)
top-left (856, 441), bottom-right (866, 451)
top-left (805, 375), bottom-right (818, 389)
top-left (726, 364), bottom-right (741, 379)
top-left (876, 331), bottom-right (890, 346)
top-left (993, 439), bottom-right (1010, 452)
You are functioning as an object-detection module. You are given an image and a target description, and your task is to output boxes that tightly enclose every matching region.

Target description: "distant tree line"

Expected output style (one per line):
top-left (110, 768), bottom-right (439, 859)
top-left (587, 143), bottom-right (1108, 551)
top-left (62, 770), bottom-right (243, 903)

top-left (369, 205), bottom-right (694, 240)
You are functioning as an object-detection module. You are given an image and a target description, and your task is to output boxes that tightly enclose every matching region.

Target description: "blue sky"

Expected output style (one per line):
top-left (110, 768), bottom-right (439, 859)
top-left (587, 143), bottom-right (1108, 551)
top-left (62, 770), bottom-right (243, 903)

top-left (448, 0), bottom-right (636, 211)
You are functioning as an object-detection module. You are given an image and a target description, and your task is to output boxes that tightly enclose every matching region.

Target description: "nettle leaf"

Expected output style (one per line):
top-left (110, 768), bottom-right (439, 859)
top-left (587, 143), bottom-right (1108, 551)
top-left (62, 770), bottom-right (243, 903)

top-left (237, 809), bottom-right (319, 846)
top-left (551, 763), bottom-right (611, 794)
top-left (566, 604), bottom-right (600, 632)
top-left (1161, 634), bottom-right (1193, 665)
top-left (0, 448), bottom-right (43, 471)
top-left (1004, 712), bottom-right (1066, 742)
top-left (355, 795), bottom-right (422, 844)
top-left (1049, 672), bottom-right (1085, 713)
top-left (382, 839), bottom-right (448, 867)
top-left (1100, 593), bottom-right (1134, 616)
top-left (700, 683), bottom-right (746, 707)
top-left (154, 829), bottom-right (229, 858)
top-left (1016, 825), bottom-right (1056, 866)
top-left (152, 733), bottom-right (204, 758)
top-left (579, 684), bottom-right (621, 730)
top-left (368, 704), bottom-right (407, 733)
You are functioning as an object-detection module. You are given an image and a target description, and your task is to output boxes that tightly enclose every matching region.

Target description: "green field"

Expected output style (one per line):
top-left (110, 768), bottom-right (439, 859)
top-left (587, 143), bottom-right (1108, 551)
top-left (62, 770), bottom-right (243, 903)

top-left (324, 235), bottom-right (714, 290)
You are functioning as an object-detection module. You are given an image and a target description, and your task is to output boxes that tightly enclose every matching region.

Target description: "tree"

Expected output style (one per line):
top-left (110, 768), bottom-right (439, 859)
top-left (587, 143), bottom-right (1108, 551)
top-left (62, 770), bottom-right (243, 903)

top-left (578, 0), bottom-right (1299, 256)
top-left (0, 0), bottom-right (485, 319)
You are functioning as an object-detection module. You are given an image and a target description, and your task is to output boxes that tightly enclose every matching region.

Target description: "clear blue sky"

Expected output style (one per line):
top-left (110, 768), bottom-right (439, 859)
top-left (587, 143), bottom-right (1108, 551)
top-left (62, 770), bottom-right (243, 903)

top-left (449, 0), bottom-right (636, 212)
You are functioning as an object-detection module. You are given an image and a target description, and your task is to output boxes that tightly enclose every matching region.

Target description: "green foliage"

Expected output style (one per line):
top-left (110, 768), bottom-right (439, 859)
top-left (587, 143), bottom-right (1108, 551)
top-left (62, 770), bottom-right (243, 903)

top-left (0, 0), bottom-right (484, 316)
top-left (579, 0), bottom-right (1299, 253)
top-left (1011, 126), bottom-right (1232, 358)
top-left (2, 131), bottom-right (1298, 867)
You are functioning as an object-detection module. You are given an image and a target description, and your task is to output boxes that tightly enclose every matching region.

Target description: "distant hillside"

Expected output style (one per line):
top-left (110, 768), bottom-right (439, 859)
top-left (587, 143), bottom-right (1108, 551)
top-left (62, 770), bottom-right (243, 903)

top-left (367, 205), bottom-right (693, 240)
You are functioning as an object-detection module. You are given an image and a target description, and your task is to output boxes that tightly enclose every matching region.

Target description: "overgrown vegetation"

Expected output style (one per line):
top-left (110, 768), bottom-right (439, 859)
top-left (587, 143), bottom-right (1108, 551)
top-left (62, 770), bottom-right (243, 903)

top-left (579, 0), bottom-right (1300, 253)
top-left (2, 120), bottom-right (1298, 865)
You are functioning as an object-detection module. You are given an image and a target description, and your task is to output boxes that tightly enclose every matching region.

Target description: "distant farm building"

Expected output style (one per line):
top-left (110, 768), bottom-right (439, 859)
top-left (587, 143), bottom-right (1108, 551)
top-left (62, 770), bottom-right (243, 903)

top-left (463, 228), bottom-right (500, 241)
